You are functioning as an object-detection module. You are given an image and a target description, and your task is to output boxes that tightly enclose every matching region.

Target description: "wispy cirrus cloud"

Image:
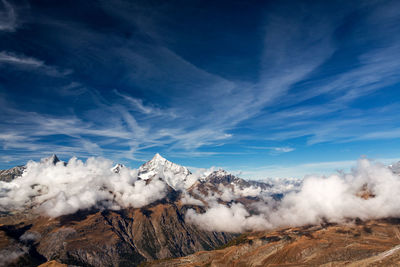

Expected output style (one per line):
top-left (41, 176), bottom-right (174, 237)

top-left (246, 146), bottom-right (295, 154)
top-left (2, 1), bottom-right (335, 161)
top-left (0, 52), bottom-right (43, 67)
top-left (1, 0), bottom-right (400, 176)
top-left (0, 51), bottom-right (72, 77)
top-left (0, 0), bottom-right (16, 32)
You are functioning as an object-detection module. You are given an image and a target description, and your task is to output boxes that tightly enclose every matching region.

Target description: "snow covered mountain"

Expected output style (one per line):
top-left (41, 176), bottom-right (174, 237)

top-left (138, 153), bottom-right (192, 189)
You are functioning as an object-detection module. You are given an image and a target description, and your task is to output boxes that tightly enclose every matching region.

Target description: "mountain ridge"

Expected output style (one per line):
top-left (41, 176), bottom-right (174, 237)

top-left (1, 154), bottom-right (400, 266)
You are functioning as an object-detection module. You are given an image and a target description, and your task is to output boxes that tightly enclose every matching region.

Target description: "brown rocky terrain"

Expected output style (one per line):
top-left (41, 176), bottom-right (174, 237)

top-left (0, 197), bottom-right (235, 266)
top-left (145, 218), bottom-right (400, 267)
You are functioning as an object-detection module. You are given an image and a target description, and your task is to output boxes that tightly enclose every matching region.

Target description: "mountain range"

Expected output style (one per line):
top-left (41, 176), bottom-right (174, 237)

top-left (0, 154), bottom-right (399, 266)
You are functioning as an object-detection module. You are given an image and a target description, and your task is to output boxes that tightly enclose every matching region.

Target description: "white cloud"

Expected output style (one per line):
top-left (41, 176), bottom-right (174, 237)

top-left (0, 51), bottom-right (72, 76)
top-left (0, 52), bottom-right (43, 67)
top-left (273, 147), bottom-right (294, 153)
top-left (248, 146), bottom-right (295, 153)
top-left (186, 159), bottom-right (400, 232)
top-left (186, 203), bottom-right (270, 232)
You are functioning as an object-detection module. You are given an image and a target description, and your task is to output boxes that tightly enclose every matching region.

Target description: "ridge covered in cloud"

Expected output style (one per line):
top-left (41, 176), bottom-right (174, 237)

top-left (187, 159), bottom-right (400, 232)
top-left (1, 156), bottom-right (400, 233)
top-left (0, 157), bottom-right (167, 217)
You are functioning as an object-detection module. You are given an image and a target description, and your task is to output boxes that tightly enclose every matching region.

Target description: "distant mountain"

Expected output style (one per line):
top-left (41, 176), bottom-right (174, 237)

top-left (201, 169), bottom-right (272, 190)
top-left (186, 168), bottom-right (297, 208)
top-left (0, 165), bottom-right (25, 182)
top-left (40, 154), bottom-right (61, 165)
top-left (0, 154), bottom-right (63, 182)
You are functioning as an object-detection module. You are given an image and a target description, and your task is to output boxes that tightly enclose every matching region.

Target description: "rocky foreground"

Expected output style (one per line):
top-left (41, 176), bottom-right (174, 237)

top-left (144, 219), bottom-right (400, 267)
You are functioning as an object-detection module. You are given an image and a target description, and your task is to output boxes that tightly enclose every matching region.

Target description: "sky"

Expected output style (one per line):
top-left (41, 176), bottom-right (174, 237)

top-left (1, 0), bottom-right (400, 179)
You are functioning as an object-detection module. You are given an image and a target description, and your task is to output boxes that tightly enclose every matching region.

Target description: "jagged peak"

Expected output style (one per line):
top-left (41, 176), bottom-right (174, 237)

top-left (138, 153), bottom-right (191, 189)
top-left (40, 154), bottom-right (60, 165)
top-left (153, 152), bottom-right (164, 160)
top-left (139, 153), bottom-right (189, 175)
top-left (149, 153), bottom-right (167, 164)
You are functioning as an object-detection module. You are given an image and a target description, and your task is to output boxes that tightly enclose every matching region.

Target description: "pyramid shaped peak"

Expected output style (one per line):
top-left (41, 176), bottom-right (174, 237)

top-left (152, 153), bottom-right (166, 161)
top-left (138, 153), bottom-right (191, 188)
top-left (41, 154), bottom-right (60, 165)
top-left (145, 153), bottom-right (177, 168)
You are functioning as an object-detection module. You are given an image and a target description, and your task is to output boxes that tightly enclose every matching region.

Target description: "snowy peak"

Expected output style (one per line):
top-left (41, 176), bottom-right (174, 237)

top-left (152, 153), bottom-right (164, 162)
top-left (213, 169), bottom-right (229, 177)
top-left (204, 169), bottom-right (243, 186)
top-left (138, 153), bottom-right (191, 189)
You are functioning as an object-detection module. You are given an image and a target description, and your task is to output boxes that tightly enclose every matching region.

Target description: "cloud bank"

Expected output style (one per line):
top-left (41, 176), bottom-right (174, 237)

top-left (1, 156), bottom-right (400, 234)
top-left (186, 159), bottom-right (400, 232)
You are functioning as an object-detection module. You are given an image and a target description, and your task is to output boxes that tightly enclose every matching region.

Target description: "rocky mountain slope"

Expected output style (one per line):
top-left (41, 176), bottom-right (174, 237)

top-left (0, 193), bottom-right (234, 267)
top-left (146, 218), bottom-right (400, 267)
top-left (1, 154), bottom-right (400, 266)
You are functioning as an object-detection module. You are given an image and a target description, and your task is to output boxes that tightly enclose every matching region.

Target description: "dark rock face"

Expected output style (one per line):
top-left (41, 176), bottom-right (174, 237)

top-left (40, 154), bottom-right (61, 165)
top-left (0, 223), bottom-right (47, 267)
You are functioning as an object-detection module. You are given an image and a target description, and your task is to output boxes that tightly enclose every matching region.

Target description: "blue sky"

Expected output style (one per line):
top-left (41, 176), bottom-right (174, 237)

top-left (1, 0), bottom-right (400, 179)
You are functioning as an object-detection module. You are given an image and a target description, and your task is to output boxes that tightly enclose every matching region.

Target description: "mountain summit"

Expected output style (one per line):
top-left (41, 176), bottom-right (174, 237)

top-left (138, 153), bottom-right (191, 189)
top-left (40, 154), bottom-right (61, 165)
